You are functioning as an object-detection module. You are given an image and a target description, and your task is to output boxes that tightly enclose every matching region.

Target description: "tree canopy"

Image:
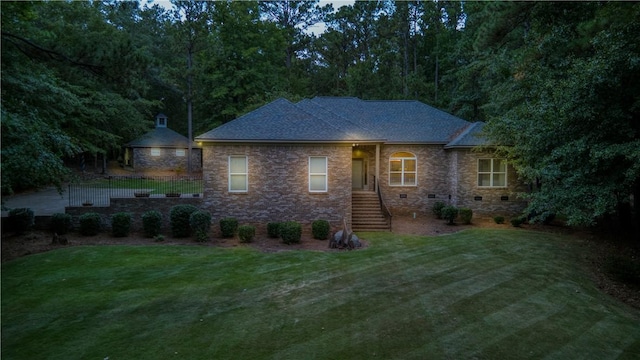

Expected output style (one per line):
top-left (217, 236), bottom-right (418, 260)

top-left (1, 0), bottom-right (638, 229)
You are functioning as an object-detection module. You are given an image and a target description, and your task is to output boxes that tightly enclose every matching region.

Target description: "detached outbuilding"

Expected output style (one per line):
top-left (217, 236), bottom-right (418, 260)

top-left (124, 113), bottom-right (202, 173)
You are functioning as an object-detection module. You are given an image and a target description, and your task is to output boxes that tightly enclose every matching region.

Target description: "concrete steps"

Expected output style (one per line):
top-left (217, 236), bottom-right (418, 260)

top-left (352, 191), bottom-right (390, 232)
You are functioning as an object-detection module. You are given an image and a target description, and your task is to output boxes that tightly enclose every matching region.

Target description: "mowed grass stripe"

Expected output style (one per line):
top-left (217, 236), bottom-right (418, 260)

top-left (2, 229), bottom-right (639, 360)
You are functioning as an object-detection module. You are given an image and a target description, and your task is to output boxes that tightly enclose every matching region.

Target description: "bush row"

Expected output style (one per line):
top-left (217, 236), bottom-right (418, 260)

top-left (10, 207), bottom-right (331, 243)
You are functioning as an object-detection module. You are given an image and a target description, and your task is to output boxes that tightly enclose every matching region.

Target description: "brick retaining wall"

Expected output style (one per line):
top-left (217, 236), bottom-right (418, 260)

top-left (65, 197), bottom-right (203, 233)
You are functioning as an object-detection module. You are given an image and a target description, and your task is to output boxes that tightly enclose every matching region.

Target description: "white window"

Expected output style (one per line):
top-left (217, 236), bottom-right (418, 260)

top-left (478, 159), bottom-right (507, 187)
top-left (150, 148), bottom-right (161, 157)
top-left (309, 156), bottom-right (328, 192)
top-left (175, 149), bottom-right (186, 157)
top-left (389, 152), bottom-right (417, 186)
top-left (229, 156), bottom-right (248, 192)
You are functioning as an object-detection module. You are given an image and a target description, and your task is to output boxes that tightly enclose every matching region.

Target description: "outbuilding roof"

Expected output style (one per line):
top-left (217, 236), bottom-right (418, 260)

top-left (196, 97), bottom-right (486, 147)
top-left (127, 127), bottom-right (200, 148)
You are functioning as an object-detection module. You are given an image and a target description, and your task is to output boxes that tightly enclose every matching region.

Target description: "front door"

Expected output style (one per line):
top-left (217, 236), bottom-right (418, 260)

top-left (352, 159), bottom-right (364, 190)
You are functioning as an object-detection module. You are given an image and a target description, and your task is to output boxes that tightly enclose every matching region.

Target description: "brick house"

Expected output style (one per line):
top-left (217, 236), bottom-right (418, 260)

top-left (195, 97), bottom-right (527, 231)
top-left (125, 113), bottom-right (202, 173)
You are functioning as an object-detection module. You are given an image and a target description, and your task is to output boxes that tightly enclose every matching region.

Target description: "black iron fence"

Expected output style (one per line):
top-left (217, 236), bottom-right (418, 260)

top-left (68, 175), bottom-right (204, 207)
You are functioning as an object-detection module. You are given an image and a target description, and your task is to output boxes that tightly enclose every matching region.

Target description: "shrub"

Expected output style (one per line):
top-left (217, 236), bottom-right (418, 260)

top-left (8, 208), bottom-right (34, 234)
top-left (142, 210), bottom-right (162, 238)
top-left (111, 212), bottom-right (132, 237)
top-left (51, 213), bottom-right (72, 235)
top-left (154, 234), bottom-right (165, 242)
top-left (312, 220), bottom-right (331, 240)
top-left (170, 205), bottom-right (199, 238)
top-left (238, 225), bottom-right (256, 243)
top-left (459, 208), bottom-right (473, 225)
top-left (267, 222), bottom-right (281, 238)
top-left (79, 212), bottom-right (101, 236)
top-left (432, 201), bottom-right (446, 219)
top-left (190, 211), bottom-right (212, 242)
top-left (511, 216), bottom-right (526, 227)
top-left (280, 221), bottom-right (302, 244)
top-left (493, 216), bottom-right (505, 224)
top-left (220, 217), bottom-right (239, 238)
top-left (441, 206), bottom-right (459, 225)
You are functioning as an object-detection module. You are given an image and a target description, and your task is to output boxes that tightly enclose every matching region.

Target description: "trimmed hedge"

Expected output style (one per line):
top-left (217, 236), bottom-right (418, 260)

top-left (190, 211), bottom-right (212, 242)
top-left (51, 213), bottom-right (73, 235)
top-left (441, 206), bottom-right (459, 225)
top-left (267, 222), bottom-right (281, 238)
top-left (111, 212), bottom-right (132, 237)
top-left (511, 216), bottom-right (526, 227)
top-left (220, 217), bottom-right (239, 238)
top-left (280, 221), bottom-right (302, 244)
top-left (142, 210), bottom-right (162, 238)
top-left (432, 201), bottom-right (446, 219)
top-left (238, 225), bottom-right (256, 243)
top-left (312, 220), bottom-right (330, 240)
top-left (459, 208), bottom-right (473, 225)
top-left (170, 205), bottom-right (199, 238)
top-left (8, 208), bottom-right (34, 234)
top-left (79, 212), bottom-right (101, 236)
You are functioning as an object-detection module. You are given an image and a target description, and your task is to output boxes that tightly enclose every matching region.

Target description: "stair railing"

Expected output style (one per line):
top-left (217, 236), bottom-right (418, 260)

top-left (374, 176), bottom-right (392, 231)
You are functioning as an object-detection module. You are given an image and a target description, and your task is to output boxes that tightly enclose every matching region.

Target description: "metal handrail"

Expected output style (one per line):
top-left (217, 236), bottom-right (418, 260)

top-left (374, 176), bottom-right (393, 231)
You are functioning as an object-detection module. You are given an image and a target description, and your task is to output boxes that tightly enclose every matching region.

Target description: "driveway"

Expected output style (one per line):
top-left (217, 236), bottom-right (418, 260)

top-left (2, 187), bottom-right (69, 216)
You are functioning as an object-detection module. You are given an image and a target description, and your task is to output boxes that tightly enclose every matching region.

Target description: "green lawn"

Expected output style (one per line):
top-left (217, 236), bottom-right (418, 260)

top-left (2, 229), bottom-right (639, 359)
top-left (79, 177), bottom-right (203, 194)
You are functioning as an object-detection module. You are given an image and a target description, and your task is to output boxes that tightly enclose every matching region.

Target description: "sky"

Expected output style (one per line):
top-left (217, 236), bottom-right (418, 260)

top-left (146, 0), bottom-right (356, 36)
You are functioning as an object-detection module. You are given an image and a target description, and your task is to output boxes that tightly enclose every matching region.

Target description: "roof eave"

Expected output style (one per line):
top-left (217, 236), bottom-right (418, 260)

top-left (195, 139), bottom-right (386, 144)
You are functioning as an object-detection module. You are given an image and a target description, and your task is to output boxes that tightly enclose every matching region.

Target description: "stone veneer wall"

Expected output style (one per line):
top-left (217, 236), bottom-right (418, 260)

top-left (202, 144), bottom-right (352, 228)
top-left (449, 149), bottom-right (528, 215)
top-left (377, 144), bottom-right (452, 216)
top-left (132, 147), bottom-right (202, 172)
top-left (66, 197), bottom-right (203, 233)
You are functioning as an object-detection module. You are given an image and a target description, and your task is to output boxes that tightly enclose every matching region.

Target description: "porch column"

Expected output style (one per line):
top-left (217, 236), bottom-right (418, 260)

top-left (375, 143), bottom-right (380, 192)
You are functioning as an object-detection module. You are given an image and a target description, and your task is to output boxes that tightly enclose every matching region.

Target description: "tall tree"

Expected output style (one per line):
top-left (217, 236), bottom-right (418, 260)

top-left (1, 1), bottom-right (154, 194)
top-left (481, 2), bottom-right (640, 229)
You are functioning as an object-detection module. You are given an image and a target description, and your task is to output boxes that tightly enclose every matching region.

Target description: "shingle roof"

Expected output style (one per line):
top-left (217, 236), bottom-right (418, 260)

top-left (127, 127), bottom-right (199, 148)
top-left (195, 97), bottom-right (486, 146)
top-left (444, 122), bottom-right (488, 149)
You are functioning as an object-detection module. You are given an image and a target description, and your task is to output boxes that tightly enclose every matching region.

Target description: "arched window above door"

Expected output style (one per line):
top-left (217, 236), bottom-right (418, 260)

top-left (389, 152), bottom-right (416, 186)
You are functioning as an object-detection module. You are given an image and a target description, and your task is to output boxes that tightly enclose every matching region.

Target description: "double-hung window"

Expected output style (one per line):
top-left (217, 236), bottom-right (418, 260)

top-left (478, 159), bottom-right (507, 187)
top-left (175, 149), bottom-right (186, 157)
top-left (150, 148), bottom-right (161, 157)
top-left (389, 152), bottom-right (417, 186)
top-left (309, 156), bottom-right (328, 192)
top-left (229, 156), bottom-right (248, 192)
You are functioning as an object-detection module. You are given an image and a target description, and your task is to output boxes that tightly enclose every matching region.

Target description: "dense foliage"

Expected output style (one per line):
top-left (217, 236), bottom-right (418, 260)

top-left (111, 212), bottom-right (132, 237)
top-left (169, 204), bottom-right (198, 238)
top-left (51, 213), bottom-right (73, 235)
top-left (78, 212), bottom-right (101, 236)
top-left (238, 225), bottom-right (256, 243)
top-left (189, 210), bottom-right (212, 242)
top-left (311, 219), bottom-right (331, 240)
top-left (280, 221), bottom-right (302, 244)
top-left (219, 217), bottom-right (239, 238)
top-left (2, 1), bottom-right (638, 229)
top-left (267, 222), bottom-right (282, 238)
top-left (141, 210), bottom-right (163, 238)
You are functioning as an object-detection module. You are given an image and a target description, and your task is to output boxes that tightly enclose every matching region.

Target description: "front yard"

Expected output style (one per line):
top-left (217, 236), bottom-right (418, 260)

top-left (2, 229), bottom-right (639, 359)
